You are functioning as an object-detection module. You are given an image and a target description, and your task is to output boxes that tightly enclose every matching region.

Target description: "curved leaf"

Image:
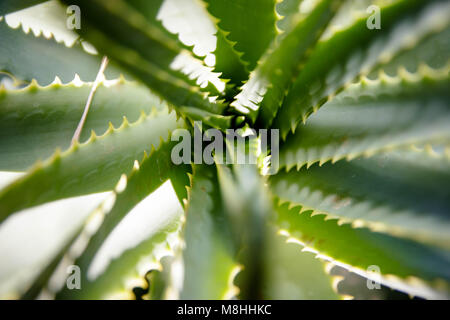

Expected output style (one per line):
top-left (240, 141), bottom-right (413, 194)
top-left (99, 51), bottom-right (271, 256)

top-left (263, 228), bottom-right (340, 299)
top-left (0, 78), bottom-right (166, 171)
top-left (4, 0), bottom-right (78, 48)
top-left (61, 0), bottom-right (225, 114)
top-left (273, 201), bottom-right (450, 299)
top-left (0, 19), bottom-right (121, 85)
top-left (0, 108), bottom-right (183, 223)
top-left (180, 165), bottom-right (238, 299)
top-left (55, 144), bottom-right (185, 299)
top-left (127, 0), bottom-right (225, 97)
top-left (371, 26), bottom-right (450, 77)
top-left (270, 150), bottom-right (450, 248)
top-left (275, 0), bottom-right (303, 31)
top-left (203, 0), bottom-right (277, 72)
top-left (231, 0), bottom-right (342, 124)
top-left (273, 0), bottom-right (450, 138)
top-left (279, 65), bottom-right (450, 170)
top-left (216, 160), bottom-right (273, 299)
top-left (0, 0), bottom-right (46, 16)
top-left (212, 31), bottom-right (248, 91)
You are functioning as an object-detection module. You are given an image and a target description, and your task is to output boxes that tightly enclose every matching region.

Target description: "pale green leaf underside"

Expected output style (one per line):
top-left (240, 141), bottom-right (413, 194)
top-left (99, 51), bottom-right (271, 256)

top-left (231, 0), bottom-right (341, 124)
top-left (273, 0), bottom-right (449, 138)
top-left (67, 224), bottom-right (179, 300)
top-left (57, 142), bottom-right (184, 299)
top-left (216, 161), bottom-right (272, 299)
top-left (0, 79), bottom-right (166, 171)
top-left (0, 0), bottom-right (46, 16)
top-left (0, 0), bottom-right (447, 301)
top-left (0, 19), bottom-right (121, 85)
top-left (279, 66), bottom-right (450, 170)
top-left (271, 150), bottom-right (450, 248)
top-left (0, 108), bottom-right (183, 223)
top-left (275, 0), bottom-right (303, 31)
top-left (370, 26), bottom-right (450, 77)
top-left (21, 217), bottom-right (87, 299)
top-left (273, 201), bottom-right (450, 299)
top-left (203, 0), bottom-right (277, 72)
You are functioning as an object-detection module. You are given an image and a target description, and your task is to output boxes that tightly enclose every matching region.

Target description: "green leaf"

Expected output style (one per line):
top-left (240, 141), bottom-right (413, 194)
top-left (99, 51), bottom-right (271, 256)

top-left (203, 0), bottom-right (278, 72)
top-left (178, 106), bottom-right (243, 131)
top-left (273, 201), bottom-right (450, 299)
top-left (0, 108), bottom-right (183, 224)
top-left (273, 0), bottom-right (450, 138)
top-left (126, 0), bottom-right (225, 97)
top-left (127, 0), bottom-right (217, 61)
top-left (212, 31), bottom-right (248, 90)
top-left (169, 165), bottom-right (192, 209)
top-left (56, 142), bottom-right (184, 299)
top-left (275, 0), bottom-right (303, 31)
top-left (72, 222), bottom-right (180, 300)
top-left (61, 0), bottom-right (225, 114)
top-left (152, 0), bottom-right (216, 58)
top-left (270, 147), bottom-right (450, 248)
top-left (263, 228), bottom-right (340, 300)
top-left (0, 78), bottom-right (166, 171)
top-left (0, 0), bottom-right (45, 16)
top-left (0, 19), bottom-right (122, 85)
top-left (180, 165), bottom-right (238, 299)
top-left (279, 65), bottom-right (450, 170)
top-left (21, 210), bottom-right (94, 299)
top-left (371, 26), bottom-right (450, 77)
top-left (216, 160), bottom-right (273, 299)
top-left (3, 0), bottom-right (78, 48)
top-left (231, 0), bottom-right (342, 124)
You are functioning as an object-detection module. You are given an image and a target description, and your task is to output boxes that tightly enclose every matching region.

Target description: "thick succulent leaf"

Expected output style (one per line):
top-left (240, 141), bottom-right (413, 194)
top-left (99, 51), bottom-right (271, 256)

top-left (169, 165), bottom-right (192, 210)
top-left (231, 0), bottom-right (342, 124)
top-left (216, 159), bottom-right (273, 299)
top-left (0, 0), bottom-right (46, 16)
top-left (70, 222), bottom-right (179, 300)
top-left (0, 108), bottom-right (183, 224)
top-left (127, 0), bottom-right (217, 64)
top-left (155, 0), bottom-right (216, 59)
top-left (273, 0), bottom-right (450, 138)
top-left (0, 191), bottom-right (108, 299)
top-left (4, 0), bottom-right (79, 48)
top-left (273, 201), bottom-right (450, 299)
top-left (125, 0), bottom-right (179, 44)
top-left (279, 66), bottom-right (450, 170)
top-left (127, 0), bottom-right (225, 97)
top-left (21, 213), bottom-right (93, 299)
top-left (276, 0), bottom-right (303, 31)
top-left (55, 145), bottom-right (185, 299)
top-left (0, 19), bottom-right (121, 85)
top-left (371, 26), bottom-right (450, 77)
top-left (271, 148), bottom-right (450, 248)
top-left (180, 165), bottom-right (238, 299)
top-left (212, 31), bottom-right (248, 90)
top-left (61, 0), bottom-right (225, 114)
top-left (62, 0), bottom-right (179, 72)
top-left (178, 106), bottom-right (244, 132)
top-left (0, 78), bottom-right (166, 171)
top-left (203, 0), bottom-right (277, 72)
top-left (263, 228), bottom-right (340, 299)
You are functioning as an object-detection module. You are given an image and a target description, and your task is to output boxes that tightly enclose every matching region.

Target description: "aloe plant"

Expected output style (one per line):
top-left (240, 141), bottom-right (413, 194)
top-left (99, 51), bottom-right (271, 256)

top-left (0, 0), bottom-right (449, 300)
